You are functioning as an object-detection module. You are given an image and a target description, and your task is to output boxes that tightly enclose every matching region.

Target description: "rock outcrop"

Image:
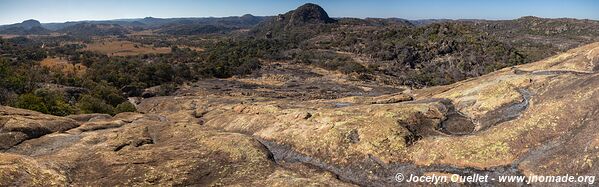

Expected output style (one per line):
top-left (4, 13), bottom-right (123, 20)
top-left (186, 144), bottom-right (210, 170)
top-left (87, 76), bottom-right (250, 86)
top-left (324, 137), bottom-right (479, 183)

top-left (285, 3), bottom-right (336, 26)
top-left (0, 106), bottom-right (79, 150)
top-left (253, 3), bottom-right (337, 37)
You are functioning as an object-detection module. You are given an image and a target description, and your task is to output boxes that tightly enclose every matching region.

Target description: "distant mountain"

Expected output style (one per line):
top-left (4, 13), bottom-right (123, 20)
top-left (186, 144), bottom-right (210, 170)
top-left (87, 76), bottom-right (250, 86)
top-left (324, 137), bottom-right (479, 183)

top-left (43, 20), bottom-right (146, 31)
top-left (32, 15), bottom-right (269, 32)
top-left (137, 17), bottom-right (170, 26)
top-left (155, 14), bottom-right (268, 35)
top-left (0, 19), bottom-right (50, 35)
top-left (159, 24), bottom-right (232, 35)
top-left (15, 19), bottom-right (42, 29)
top-left (161, 15), bottom-right (267, 28)
top-left (42, 22), bottom-right (80, 30)
top-left (408, 19), bottom-right (454, 26)
top-left (59, 23), bottom-right (130, 37)
top-left (240, 14), bottom-right (260, 21)
top-left (364, 18), bottom-right (413, 27)
top-left (1, 15), bottom-right (269, 36)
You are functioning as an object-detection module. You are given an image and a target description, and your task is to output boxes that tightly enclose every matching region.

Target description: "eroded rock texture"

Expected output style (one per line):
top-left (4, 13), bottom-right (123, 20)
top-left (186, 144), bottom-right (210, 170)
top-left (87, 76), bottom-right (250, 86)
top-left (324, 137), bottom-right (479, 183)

top-left (2, 43), bottom-right (599, 186)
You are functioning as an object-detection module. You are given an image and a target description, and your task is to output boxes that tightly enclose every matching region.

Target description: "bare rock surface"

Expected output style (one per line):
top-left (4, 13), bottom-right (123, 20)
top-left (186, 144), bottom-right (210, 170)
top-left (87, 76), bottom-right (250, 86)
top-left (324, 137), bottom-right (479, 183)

top-left (0, 106), bottom-right (80, 150)
top-left (2, 42), bottom-right (599, 186)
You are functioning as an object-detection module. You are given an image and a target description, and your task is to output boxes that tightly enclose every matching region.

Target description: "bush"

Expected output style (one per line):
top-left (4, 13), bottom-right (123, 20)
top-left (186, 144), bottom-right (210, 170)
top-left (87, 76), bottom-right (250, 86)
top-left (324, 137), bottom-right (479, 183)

top-left (34, 89), bottom-right (74, 116)
top-left (0, 60), bottom-right (31, 95)
top-left (13, 90), bottom-right (74, 116)
top-left (157, 83), bottom-right (178, 96)
top-left (77, 94), bottom-right (115, 115)
top-left (235, 58), bottom-right (261, 75)
top-left (90, 81), bottom-right (127, 106)
top-left (14, 93), bottom-right (48, 114)
top-left (339, 62), bottom-right (367, 74)
top-left (0, 88), bottom-right (17, 105)
top-left (115, 102), bottom-right (136, 113)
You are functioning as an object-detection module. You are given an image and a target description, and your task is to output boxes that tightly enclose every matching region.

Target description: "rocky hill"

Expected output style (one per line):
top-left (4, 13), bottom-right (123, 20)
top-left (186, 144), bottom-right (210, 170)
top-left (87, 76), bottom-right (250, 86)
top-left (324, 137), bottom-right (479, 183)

top-left (251, 3), bottom-right (337, 38)
top-left (0, 19), bottom-right (50, 35)
top-left (0, 19), bottom-right (42, 30)
top-left (2, 40), bottom-right (599, 186)
top-left (285, 3), bottom-right (336, 26)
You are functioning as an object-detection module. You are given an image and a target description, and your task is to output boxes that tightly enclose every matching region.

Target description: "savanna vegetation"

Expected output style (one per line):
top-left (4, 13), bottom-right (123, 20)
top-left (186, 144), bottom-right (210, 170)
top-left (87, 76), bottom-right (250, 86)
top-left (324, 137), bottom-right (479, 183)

top-left (1, 4), bottom-right (598, 116)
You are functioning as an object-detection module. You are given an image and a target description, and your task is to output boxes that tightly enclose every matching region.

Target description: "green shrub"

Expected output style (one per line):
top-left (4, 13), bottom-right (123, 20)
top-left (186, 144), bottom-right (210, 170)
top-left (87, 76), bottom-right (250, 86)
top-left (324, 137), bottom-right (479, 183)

top-left (34, 89), bottom-right (74, 116)
top-left (14, 93), bottom-right (48, 114)
top-left (77, 94), bottom-right (115, 115)
top-left (0, 60), bottom-right (30, 95)
top-left (13, 90), bottom-right (74, 116)
top-left (339, 62), bottom-right (367, 74)
top-left (115, 102), bottom-right (136, 113)
top-left (90, 81), bottom-right (127, 106)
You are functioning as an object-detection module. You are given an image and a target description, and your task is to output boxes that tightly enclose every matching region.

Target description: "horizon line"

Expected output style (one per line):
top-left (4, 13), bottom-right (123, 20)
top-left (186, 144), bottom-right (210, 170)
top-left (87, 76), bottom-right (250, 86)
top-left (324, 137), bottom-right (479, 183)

top-left (3, 15), bottom-right (598, 26)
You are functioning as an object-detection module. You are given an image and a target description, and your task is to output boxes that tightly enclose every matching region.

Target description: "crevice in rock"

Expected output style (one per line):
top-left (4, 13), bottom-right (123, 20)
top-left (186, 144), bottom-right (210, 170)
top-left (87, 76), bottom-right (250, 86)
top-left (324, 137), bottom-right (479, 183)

top-left (79, 125), bottom-right (122, 132)
top-left (255, 137), bottom-right (529, 186)
top-left (113, 142), bottom-right (129, 152)
top-left (253, 136), bottom-right (277, 163)
top-left (475, 88), bottom-right (532, 132)
top-left (435, 88), bottom-right (532, 136)
top-left (0, 117), bottom-right (9, 128)
top-left (112, 127), bottom-right (155, 152)
top-left (7, 126), bottom-right (53, 139)
top-left (112, 138), bottom-right (154, 152)
top-left (78, 120), bottom-right (133, 132)
top-left (513, 68), bottom-right (594, 76)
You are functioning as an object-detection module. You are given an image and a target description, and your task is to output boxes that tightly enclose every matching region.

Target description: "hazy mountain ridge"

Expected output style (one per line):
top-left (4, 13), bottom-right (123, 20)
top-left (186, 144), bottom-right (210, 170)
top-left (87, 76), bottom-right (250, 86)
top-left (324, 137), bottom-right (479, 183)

top-left (1, 15), bottom-right (271, 31)
top-left (3, 10), bottom-right (598, 36)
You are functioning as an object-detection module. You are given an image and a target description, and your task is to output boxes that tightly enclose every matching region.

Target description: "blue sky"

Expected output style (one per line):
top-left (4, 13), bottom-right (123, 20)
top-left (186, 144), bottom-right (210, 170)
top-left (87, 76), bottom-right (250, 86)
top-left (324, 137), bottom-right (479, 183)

top-left (0, 0), bottom-right (598, 25)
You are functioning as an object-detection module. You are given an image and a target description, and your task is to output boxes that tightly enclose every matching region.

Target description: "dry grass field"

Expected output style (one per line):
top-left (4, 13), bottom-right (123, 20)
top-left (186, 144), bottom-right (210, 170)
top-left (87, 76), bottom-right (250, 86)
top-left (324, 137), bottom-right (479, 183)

top-left (40, 57), bottom-right (87, 76)
top-left (83, 40), bottom-right (171, 56)
top-left (0, 34), bottom-right (20, 39)
top-left (186, 46), bottom-right (205, 52)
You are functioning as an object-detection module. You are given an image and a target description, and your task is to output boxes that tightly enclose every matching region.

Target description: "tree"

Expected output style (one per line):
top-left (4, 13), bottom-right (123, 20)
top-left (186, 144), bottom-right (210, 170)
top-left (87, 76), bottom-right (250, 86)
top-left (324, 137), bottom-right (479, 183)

top-left (77, 94), bottom-right (115, 115)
